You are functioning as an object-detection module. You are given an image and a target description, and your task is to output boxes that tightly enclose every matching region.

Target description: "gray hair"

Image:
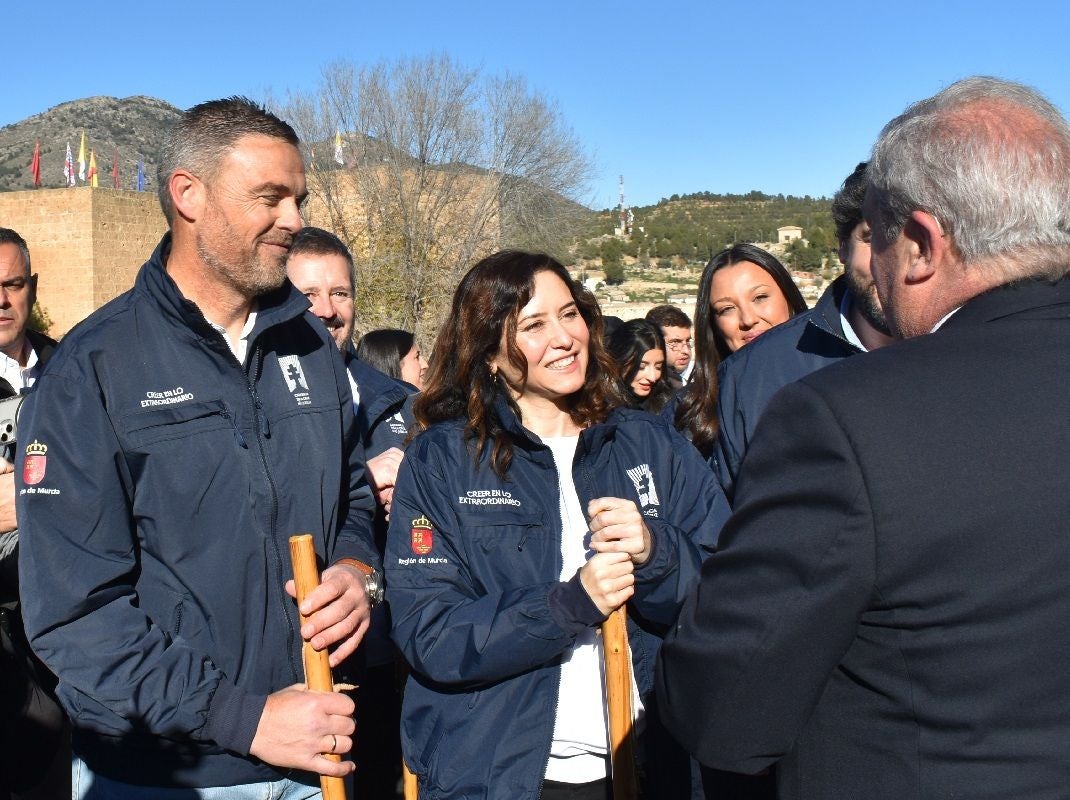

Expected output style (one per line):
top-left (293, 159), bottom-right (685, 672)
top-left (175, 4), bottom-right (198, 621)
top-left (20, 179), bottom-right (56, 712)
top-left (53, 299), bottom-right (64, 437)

top-left (157, 97), bottom-right (299, 224)
top-left (869, 76), bottom-right (1070, 281)
top-left (0, 227), bottom-right (31, 273)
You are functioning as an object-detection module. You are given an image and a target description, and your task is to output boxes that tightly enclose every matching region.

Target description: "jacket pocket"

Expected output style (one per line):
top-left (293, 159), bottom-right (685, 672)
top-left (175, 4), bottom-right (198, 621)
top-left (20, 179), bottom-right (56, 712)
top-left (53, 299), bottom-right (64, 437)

top-left (460, 512), bottom-right (554, 591)
top-left (118, 399), bottom-right (234, 449)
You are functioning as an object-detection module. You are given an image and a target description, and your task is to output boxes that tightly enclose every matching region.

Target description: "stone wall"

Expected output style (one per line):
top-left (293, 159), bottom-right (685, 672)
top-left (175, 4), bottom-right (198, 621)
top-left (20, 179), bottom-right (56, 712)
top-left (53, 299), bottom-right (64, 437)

top-left (0, 187), bottom-right (166, 336)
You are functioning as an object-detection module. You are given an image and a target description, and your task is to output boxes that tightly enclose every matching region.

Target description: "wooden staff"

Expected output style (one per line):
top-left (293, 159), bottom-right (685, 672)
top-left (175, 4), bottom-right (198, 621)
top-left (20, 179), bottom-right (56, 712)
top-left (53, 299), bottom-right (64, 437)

top-left (602, 605), bottom-right (637, 799)
top-left (403, 761), bottom-right (419, 799)
top-left (289, 534), bottom-right (348, 800)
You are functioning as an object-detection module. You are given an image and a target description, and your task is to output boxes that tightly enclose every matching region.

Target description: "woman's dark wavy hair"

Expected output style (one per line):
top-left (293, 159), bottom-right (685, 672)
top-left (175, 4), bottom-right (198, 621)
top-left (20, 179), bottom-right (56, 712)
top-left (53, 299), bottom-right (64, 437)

top-left (356, 329), bottom-right (415, 383)
top-left (415, 250), bottom-right (623, 477)
top-left (607, 319), bottom-right (673, 414)
top-left (674, 243), bottom-right (807, 455)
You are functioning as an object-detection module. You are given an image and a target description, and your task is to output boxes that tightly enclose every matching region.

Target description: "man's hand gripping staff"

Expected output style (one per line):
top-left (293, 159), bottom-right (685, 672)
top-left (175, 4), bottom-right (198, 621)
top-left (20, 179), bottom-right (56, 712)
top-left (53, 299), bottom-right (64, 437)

top-left (253, 535), bottom-right (353, 800)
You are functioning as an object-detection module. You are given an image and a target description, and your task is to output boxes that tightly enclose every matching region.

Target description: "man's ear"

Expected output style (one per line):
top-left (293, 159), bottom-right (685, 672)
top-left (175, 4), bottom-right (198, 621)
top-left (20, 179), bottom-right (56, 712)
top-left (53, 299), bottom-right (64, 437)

top-left (169, 169), bottom-right (205, 223)
top-left (902, 210), bottom-right (947, 284)
top-left (28, 273), bottom-right (38, 310)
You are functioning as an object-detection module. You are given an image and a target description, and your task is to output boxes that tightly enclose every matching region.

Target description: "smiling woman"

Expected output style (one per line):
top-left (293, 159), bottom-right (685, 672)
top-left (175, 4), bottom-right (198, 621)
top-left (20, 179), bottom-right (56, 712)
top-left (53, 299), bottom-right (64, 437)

top-left (673, 244), bottom-right (807, 459)
top-left (385, 250), bottom-right (729, 799)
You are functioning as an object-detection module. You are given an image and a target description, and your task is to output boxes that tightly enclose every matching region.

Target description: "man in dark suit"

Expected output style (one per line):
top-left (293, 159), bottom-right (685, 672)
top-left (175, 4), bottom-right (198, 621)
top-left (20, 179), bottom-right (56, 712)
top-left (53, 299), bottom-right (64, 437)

top-left (657, 76), bottom-right (1070, 800)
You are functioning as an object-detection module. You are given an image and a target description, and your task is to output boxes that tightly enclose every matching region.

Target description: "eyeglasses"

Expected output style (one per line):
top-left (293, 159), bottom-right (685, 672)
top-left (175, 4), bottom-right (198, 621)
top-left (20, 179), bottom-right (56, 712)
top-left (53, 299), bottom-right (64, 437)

top-left (665, 338), bottom-right (693, 352)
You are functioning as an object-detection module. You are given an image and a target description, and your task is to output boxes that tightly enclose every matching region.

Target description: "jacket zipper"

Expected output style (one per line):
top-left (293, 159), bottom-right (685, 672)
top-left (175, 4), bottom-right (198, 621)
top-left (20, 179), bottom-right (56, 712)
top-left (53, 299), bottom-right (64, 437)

top-left (246, 344), bottom-right (300, 684)
top-left (193, 312), bottom-right (299, 680)
top-left (193, 313), bottom-right (300, 685)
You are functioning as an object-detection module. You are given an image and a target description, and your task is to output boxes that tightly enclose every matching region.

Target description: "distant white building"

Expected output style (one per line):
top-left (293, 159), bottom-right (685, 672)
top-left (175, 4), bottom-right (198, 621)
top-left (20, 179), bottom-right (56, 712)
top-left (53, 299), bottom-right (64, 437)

top-left (778, 225), bottom-right (803, 244)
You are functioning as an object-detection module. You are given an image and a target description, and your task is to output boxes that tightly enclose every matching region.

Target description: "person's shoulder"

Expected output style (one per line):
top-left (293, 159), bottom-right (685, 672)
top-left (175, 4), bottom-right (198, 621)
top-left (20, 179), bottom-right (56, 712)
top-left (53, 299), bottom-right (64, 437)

top-left (37, 289), bottom-right (140, 380)
top-left (349, 355), bottom-right (412, 400)
top-left (795, 333), bottom-right (941, 408)
top-left (718, 306), bottom-right (820, 378)
top-left (605, 407), bottom-right (691, 452)
top-left (406, 417), bottom-right (466, 457)
top-left (609, 406), bottom-right (672, 432)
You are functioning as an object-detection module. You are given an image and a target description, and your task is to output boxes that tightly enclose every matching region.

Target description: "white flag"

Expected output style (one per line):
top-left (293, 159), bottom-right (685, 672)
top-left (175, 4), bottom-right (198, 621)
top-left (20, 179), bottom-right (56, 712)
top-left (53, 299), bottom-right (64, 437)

top-left (334, 129), bottom-right (345, 166)
top-left (63, 142), bottom-right (76, 187)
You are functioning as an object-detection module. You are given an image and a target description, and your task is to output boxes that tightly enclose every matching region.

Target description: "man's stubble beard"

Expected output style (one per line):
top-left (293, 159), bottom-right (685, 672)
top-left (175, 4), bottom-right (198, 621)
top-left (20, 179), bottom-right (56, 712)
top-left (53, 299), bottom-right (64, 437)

top-left (196, 218), bottom-right (288, 300)
top-left (845, 267), bottom-right (892, 337)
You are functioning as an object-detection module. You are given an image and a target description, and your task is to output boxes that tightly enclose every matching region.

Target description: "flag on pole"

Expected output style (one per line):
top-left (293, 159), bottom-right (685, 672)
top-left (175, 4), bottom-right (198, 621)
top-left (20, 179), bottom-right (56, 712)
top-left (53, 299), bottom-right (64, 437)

top-left (111, 151), bottom-right (120, 189)
top-left (30, 141), bottom-right (41, 188)
top-left (88, 150), bottom-right (98, 188)
top-left (78, 131), bottom-right (87, 182)
top-left (63, 141), bottom-right (76, 187)
top-left (334, 129), bottom-right (345, 165)
top-left (136, 160), bottom-right (146, 192)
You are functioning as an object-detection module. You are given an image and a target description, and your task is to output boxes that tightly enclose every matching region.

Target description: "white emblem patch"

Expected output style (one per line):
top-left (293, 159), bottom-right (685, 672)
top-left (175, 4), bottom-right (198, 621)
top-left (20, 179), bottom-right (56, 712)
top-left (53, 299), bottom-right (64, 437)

top-left (626, 464), bottom-right (660, 516)
top-left (278, 355), bottom-right (312, 406)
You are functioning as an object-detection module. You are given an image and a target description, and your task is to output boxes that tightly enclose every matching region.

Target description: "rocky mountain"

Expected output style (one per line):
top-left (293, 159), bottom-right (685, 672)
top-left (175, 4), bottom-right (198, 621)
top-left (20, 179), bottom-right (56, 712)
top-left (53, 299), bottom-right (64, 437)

top-left (0, 96), bottom-right (181, 192)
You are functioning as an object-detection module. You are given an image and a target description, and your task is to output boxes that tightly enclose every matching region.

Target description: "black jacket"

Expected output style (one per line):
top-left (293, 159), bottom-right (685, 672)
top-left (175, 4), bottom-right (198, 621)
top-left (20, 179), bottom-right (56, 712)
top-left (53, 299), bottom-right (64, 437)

top-left (17, 235), bottom-right (378, 788)
top-left (658, 277), bottom-right (1070, 800)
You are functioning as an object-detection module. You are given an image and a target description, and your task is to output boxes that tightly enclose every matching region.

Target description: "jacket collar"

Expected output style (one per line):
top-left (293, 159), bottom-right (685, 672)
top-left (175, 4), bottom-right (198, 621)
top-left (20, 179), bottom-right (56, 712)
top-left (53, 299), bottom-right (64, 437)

top-left (807, 276), bottom-right (850, 339)
top-left (941, 275), bottom-right (1070, 331)
top-left (345, 351), bottom-right (413, 418)
top-left (136, 233), bottom-right (311, 343)
top-left (491, 392), bottom-right (620, 455)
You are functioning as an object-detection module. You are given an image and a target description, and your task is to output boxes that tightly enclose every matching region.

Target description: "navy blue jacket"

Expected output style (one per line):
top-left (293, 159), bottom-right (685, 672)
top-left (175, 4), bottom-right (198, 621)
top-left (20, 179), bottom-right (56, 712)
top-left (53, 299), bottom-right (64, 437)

top-left (386, 399), bottom-right (729, 799)
top-left (344, 353), bottom-right (416, 667)
top-left (16, 235), bottom-right (379, 788)
top-left (714, 277), bottom-right (860, 500)
top-left (346, 350), bottom-right (416, 458)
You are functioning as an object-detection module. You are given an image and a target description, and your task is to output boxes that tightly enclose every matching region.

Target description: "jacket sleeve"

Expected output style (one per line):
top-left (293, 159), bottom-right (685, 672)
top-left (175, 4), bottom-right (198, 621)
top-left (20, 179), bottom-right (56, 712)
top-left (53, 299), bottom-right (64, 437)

top-left (628, 426), bottom-right (729, 625)
top-left (386, 438), bottom-right (602, 688)
top-left (713, 359), bottom-right (745, 503)
top-left (656, 380), bottom-right (875, 774)
top-left (17, 371), bottom-right (264, 755)
top-left (364, 397), bottom-right (409, 459)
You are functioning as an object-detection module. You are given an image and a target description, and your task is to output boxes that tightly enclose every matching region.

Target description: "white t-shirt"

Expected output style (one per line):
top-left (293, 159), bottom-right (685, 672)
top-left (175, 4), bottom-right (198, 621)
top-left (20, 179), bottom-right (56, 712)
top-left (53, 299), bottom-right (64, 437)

top-left (541, 434), bottom-right (610, 784)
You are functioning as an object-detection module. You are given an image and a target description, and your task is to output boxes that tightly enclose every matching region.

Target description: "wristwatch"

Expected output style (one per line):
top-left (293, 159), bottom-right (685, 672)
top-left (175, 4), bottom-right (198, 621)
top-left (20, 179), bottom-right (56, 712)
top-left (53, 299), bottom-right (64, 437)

top-left (337, 558), bottom-right (384, 608)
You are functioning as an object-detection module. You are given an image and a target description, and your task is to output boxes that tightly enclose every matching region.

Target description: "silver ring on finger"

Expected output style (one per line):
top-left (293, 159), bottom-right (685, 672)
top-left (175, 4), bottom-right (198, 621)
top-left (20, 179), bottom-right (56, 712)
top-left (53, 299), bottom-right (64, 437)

top-left (330, 733), bottom-right (338, 754)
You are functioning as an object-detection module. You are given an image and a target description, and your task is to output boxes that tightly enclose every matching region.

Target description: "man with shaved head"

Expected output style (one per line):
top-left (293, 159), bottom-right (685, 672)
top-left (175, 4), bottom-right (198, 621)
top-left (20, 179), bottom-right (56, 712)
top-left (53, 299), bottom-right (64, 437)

top-left (659, 77), bottom-right (1070, 799)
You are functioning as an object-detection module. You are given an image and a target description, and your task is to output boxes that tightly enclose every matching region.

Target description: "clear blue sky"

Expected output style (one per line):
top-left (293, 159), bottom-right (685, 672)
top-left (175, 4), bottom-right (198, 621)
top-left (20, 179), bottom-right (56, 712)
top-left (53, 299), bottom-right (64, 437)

top-left (6, 0), bottom-right (1069, 209)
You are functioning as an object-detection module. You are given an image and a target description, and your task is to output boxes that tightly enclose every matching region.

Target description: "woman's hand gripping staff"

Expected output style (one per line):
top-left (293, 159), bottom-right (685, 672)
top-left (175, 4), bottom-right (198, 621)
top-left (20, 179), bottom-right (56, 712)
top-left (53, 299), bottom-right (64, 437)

top-left (585, 497), bottom-right (647, 800)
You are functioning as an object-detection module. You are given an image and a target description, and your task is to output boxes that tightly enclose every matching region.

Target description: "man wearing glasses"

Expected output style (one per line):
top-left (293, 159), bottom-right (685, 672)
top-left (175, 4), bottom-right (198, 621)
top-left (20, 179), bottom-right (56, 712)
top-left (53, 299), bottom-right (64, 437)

top-left (645, 304), bottom-right (693, 387)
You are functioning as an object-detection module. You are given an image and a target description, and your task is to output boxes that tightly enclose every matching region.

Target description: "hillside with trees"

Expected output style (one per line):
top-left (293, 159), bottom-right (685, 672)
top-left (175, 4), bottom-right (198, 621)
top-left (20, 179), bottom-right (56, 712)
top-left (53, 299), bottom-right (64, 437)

top-left (578, 190), bottom-right (836, 278)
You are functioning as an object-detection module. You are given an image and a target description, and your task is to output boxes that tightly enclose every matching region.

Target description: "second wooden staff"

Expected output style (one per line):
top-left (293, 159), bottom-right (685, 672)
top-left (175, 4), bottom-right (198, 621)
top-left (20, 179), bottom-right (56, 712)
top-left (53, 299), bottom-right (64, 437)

top-left (602, 605), bottom-right (637, 799)
top-left (289, 534), bottom-right (347, 800)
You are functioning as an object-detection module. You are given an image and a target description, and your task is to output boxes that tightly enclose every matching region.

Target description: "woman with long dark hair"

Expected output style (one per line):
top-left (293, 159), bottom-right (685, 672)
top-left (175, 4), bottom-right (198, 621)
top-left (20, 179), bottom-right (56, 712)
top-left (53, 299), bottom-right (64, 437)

top-left (356, 328), bottom-right (428, 389)
top-left (385, 251), bottom-right (727, 799)
top-left (674, 244), bottom-right (807, 458)
top-left (606, 318), bottom-right (674, 413)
